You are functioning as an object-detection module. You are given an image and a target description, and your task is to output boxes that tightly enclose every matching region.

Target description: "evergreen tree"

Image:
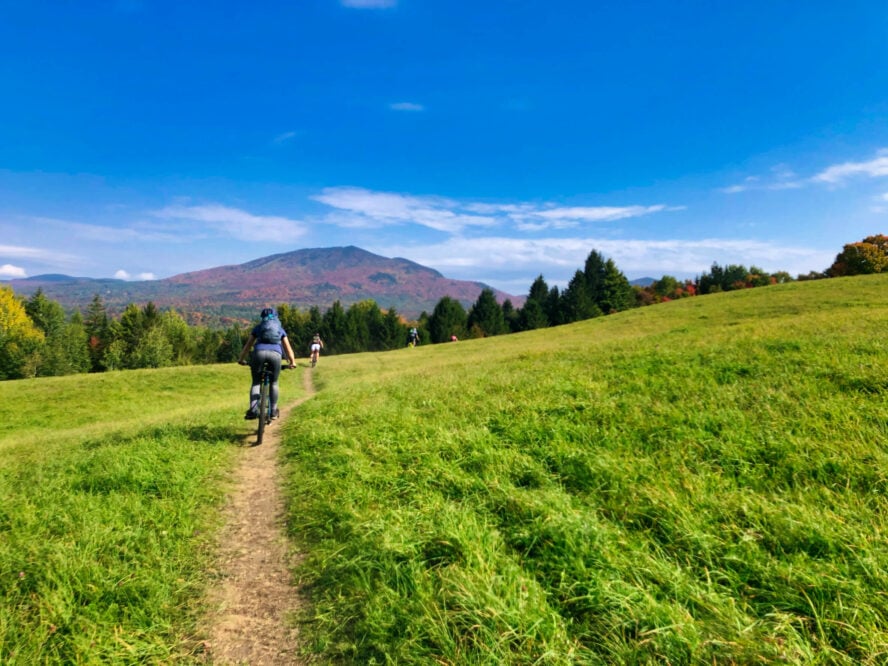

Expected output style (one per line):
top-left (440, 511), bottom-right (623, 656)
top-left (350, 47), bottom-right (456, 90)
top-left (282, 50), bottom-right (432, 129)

top-left (545, 285), bottom-right (563, 326)
top-left (61, 312), bottom-right (91, 375)
top-left (561, 270), bottom-right (601, 323)
top-left (501, 299), bottom-right (520, 333)
top-left (322, 300), bottom-right (347, 354)
top-left (83, 294), bottom-right (111, 372)
top-left (467, 288), bottom-right (507, 337)
top-left (583, 250), bottom-right (608, 306)
top-left (520, 275), bottom-right (550, 330)
top-left (428, 296), bottom-right (467, 343)
top-left (382, 307), bottom-right (406, 350)
top-left (117, 303), bottom-right (145, 366)
top-left (25, 289), bottom-right (71, 376)
top-left (599, 259), bottom-right (634, 313)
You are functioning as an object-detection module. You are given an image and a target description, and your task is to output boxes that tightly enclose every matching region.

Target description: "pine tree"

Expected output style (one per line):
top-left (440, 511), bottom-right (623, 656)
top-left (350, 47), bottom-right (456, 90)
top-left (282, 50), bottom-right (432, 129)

top-left (467, 288), bottom-right (507, 337)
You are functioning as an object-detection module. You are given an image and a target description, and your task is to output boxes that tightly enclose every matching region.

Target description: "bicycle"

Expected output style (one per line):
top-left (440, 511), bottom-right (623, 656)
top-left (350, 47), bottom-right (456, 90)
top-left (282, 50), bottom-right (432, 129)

top-left (242, 360), bottom-right (288, 446)
top-left (255, 360), bottom-right (274, 445)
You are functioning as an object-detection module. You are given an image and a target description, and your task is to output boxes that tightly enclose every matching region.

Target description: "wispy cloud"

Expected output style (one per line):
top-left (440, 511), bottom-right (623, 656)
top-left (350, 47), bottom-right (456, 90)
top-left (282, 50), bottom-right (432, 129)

top-left (813, 152), bottom-right (888, 184)
top-left (341, 0), bottom-right (396, 8)
top-left (313, 187), bottom-right (497, 233)
top-left (720, 165), bottom-right (804, 194)
top-left (0, 242), bottom-right (82, 265)
top-left (0, 263), bottom-right (27, 278)
top-left (0, 243), bottom-right (57, 260)
top-left (380, 236), bottom-right (832, 286)
top-left (272, 130), bottom-right (298, 144)
top-left (389, 102), bottom-right (425, 112)
top-left (153, 204), bottom-right (307, 243)
top-left (314, 187), bottom-right (678, 233)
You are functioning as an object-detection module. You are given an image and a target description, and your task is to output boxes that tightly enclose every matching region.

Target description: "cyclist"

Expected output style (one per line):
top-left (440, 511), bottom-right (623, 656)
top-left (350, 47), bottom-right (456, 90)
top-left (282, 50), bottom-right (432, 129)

top-left (237, 307), bottom-right (296, 420)
top-left (309, 333), bottom-right (324, 367)
top-left (407, 327), bottom-right (420, 347)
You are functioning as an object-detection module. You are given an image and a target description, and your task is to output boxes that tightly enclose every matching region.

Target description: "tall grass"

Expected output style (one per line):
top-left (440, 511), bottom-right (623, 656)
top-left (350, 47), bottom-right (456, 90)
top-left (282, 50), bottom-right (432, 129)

top-left (281, 275), bottom-right (888, 664)
top-left (0, 364), bottom-right (303, 663)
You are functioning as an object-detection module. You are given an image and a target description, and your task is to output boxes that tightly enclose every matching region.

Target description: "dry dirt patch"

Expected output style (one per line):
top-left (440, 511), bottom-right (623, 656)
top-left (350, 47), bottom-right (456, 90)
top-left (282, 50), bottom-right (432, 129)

top-left (200, 367), bottom-right (316, 665)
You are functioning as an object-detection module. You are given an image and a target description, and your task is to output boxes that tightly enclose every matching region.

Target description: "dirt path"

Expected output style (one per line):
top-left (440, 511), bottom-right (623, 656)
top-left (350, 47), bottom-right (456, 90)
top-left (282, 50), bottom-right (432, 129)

top-left (200, 367), bottom-right (316, 665)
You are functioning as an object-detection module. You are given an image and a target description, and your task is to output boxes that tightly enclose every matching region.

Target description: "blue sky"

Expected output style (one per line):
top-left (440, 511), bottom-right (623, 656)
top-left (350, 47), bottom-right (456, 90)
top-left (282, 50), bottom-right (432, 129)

top-left (1, 1), bottom-right (887, 296)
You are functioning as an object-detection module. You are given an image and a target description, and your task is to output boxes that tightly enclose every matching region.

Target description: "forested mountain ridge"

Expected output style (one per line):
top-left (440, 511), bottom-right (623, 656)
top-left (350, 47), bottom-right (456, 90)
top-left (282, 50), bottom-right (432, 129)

top-left (9, 246), bottom-right (519, 323)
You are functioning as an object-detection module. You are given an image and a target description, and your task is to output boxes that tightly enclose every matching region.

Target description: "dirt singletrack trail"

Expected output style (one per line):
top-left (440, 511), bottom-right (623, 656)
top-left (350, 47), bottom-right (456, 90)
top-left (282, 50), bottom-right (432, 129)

top-left (200, 366), bottom-right (316, 665)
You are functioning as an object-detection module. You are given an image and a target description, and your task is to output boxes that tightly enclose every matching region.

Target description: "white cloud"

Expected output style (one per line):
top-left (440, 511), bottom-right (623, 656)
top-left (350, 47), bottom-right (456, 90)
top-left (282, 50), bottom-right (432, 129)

top-left (341, 0), bottom-right (396, 7)
top-left (813, 153), bottom-right (888, 184)
top-left (0, 263), bottom-right (27, 278)
top-left (153, 204), bottom-right (307, 243)
top-left (0, 243), bottom-right (81, 268)
top-left (113, 270), bottom-right (154, 281)
top-left (0, 244), bottom-right (51, 260)
top-left (378, 236), bottom-right (832, 289)
top-left (720, 171), bottom-right (804, 194)
top-left (314, 187), bottom-right (677, 233)
top-left (313, 187), bottom-right (497, 233)
top-left (389, 102), bottom-right (425, 112)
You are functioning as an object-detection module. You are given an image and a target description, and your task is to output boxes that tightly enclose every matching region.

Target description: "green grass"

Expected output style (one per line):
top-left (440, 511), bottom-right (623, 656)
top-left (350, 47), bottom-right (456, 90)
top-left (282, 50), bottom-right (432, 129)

top-left (281, 274), bottom-right (888, 664)
top-left (2, 277), bottom-right (886, 664)
top-left (0, 364), bottom-right (305, 663)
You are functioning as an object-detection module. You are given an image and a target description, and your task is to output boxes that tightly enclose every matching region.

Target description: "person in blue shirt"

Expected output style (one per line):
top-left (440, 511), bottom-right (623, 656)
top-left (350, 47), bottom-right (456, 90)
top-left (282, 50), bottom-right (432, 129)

top-left (237, 307), bottom-right (296, 420)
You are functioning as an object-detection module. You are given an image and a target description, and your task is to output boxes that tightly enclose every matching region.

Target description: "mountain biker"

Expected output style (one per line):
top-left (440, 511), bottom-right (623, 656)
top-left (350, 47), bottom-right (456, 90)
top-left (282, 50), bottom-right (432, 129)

top-left (407, 327), bottom-right (419, 347)
top-left (237, 307), bottom-right (296, 420)
top-left (407, 326), bottom-right (419, 347)
top-left (309, 333), bottom-right (324, 367)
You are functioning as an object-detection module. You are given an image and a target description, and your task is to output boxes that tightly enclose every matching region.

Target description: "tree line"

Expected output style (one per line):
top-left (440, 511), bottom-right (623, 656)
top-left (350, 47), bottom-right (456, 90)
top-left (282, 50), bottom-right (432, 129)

top-left (1, 235), bottom-right (884, 380)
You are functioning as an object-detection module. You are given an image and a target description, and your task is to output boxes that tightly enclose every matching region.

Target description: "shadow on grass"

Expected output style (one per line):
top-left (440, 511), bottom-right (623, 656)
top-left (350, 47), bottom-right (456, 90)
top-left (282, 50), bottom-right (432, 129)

top-left (81, 424), bottom-right (247, 451)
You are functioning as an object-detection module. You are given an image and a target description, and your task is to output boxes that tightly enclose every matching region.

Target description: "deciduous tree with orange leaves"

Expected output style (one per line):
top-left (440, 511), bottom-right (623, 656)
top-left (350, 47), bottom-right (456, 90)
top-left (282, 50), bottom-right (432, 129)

top-left (828, 234), bottom-right (888, 276)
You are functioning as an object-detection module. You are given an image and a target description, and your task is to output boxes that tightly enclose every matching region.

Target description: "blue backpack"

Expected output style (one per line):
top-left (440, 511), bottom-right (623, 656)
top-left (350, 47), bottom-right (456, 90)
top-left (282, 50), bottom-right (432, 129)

top-left (256, 318), bottom-right (283, 344)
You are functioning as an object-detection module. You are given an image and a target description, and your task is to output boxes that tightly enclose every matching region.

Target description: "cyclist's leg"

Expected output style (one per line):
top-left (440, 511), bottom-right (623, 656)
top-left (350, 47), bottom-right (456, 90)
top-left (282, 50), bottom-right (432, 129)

top-left (262, 350), bottom-right (283, 415)
top-left (247, 352), bottom-right (262, 416)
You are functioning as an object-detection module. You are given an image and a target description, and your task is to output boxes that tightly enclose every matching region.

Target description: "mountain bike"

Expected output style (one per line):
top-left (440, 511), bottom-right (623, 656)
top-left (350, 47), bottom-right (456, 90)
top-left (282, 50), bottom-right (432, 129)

top-left (255, 360), bottom-right (274, 445)
top-left (246, 362), bottom-right (288, 446)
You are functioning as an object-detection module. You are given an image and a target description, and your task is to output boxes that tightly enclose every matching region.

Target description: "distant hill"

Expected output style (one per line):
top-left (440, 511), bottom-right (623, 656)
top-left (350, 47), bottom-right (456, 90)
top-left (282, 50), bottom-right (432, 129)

top-left (9, 246), bottom-right (521, 324)
top-left (630, 277), bottom-right (657, 287)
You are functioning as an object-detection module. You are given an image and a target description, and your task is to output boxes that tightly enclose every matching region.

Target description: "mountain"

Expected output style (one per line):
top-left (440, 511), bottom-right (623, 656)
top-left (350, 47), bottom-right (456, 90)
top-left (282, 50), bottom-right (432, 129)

top-left (9, 246), bottom-right (521, 323)
top-left (630, 277), bottom-right (657, 287)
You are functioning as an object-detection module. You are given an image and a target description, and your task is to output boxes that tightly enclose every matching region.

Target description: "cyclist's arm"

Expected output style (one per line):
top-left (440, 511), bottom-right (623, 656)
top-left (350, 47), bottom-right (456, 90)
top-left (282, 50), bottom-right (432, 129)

top-left (281, 336), bottom-right (297, 368)
top-left (236, 334), bottom-right (256, 365)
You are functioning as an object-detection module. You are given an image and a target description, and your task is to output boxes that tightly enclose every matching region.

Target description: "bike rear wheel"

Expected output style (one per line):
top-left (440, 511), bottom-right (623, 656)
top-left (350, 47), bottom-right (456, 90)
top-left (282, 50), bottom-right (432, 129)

top-left (257, 377), bottom-right (269, 445)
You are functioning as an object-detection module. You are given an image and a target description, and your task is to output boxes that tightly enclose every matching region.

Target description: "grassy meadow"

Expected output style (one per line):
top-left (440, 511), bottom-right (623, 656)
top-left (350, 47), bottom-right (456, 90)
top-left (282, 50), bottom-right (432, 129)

top-left (281, 274), bottom-right (888, 664)
top-left (1, 274), bottom-right (886, 664)
top-left (0, 364), bottom-right (302, 663)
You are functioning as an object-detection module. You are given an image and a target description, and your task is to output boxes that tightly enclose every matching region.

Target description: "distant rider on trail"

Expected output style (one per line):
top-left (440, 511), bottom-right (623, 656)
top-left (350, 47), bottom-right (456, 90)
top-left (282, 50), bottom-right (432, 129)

top-left (237, 307), bottom-right (296, 420)
top-left (310, 333), bottom-right (325, 367)
top-left (407, 327), bottom-right (420, 347)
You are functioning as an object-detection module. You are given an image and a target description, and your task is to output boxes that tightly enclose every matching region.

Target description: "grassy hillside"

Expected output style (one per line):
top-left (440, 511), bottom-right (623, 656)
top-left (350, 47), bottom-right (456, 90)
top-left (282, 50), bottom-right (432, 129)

top-left (0, 364), bottom-right (305, 663)
top-left (1, 275), bottom-right (885, 664)
top-left (281, 274), bottom-right (888, 664)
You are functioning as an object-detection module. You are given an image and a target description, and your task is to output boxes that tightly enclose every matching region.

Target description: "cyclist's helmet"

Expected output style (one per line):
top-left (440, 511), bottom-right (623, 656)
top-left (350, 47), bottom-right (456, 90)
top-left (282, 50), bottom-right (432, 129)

top-left (260, 307), bottom-right (276, 320)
